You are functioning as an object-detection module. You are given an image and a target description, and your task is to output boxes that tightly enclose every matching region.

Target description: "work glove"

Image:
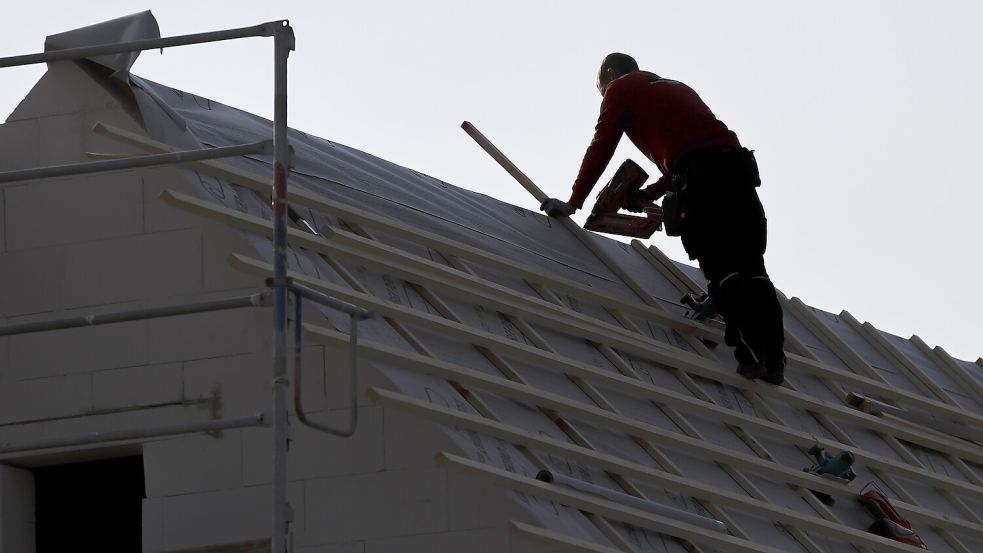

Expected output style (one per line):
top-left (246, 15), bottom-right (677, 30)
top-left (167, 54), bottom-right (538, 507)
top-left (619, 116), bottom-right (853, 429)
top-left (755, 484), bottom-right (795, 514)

top-left (540, 198), bottom-right (575, 218)
top-left (623, 188), bottom-right (656, 213)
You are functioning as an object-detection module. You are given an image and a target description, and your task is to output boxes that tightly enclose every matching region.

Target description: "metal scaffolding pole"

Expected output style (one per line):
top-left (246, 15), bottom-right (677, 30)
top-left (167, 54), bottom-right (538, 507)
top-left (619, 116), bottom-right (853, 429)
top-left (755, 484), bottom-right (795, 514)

top-left (0, 292), bottom-right (269, 337)
top-left (0, 22), bottom-right (280, 68)
top-left (0, 413), bottom-right (267, 455)
top-left (0, 16), bottom-right (359, 551)
top-left (270, 21), bottom-right (295, 553)
top-left (286, 280), bottom-right (373, 319)
top-left (290, 280), bottom-right (374, 439)
top-left (0, 140), bottom-right (271, 184)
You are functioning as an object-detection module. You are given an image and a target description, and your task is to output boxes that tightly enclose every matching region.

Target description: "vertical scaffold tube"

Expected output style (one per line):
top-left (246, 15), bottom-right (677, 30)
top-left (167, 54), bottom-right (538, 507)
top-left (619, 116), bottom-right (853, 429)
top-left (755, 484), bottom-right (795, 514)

top-left (271, 21), bottom-right (295, 553)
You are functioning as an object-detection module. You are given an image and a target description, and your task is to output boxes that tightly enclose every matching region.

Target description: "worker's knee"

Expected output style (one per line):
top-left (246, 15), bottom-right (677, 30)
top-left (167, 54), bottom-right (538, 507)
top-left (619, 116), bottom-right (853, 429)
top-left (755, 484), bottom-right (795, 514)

top-left (715, 271), bottom-right (775, 312)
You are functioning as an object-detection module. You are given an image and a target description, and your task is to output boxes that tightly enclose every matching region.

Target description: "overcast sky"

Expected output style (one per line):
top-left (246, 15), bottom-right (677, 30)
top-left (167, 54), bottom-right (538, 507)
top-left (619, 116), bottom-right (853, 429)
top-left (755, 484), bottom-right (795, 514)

top-left (3, 1), bottom-right (980, 362)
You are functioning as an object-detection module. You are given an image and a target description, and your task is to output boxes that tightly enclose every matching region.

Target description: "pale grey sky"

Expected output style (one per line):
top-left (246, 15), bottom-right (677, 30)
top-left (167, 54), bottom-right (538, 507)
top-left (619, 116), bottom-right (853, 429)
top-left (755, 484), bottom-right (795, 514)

top-left (3, 1), bottom-right (980, 361)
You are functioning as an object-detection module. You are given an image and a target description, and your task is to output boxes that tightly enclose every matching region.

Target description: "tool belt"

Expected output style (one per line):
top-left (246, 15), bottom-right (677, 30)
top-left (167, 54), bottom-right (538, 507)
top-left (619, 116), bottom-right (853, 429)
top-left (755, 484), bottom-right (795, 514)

top-left (662, 146), bottom-right (760, 236)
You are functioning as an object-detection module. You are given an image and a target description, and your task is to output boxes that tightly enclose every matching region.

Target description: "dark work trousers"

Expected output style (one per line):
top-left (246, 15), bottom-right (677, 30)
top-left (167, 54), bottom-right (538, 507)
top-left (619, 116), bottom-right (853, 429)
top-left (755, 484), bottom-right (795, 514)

top-left (676, 148), bottom-right (785, 370)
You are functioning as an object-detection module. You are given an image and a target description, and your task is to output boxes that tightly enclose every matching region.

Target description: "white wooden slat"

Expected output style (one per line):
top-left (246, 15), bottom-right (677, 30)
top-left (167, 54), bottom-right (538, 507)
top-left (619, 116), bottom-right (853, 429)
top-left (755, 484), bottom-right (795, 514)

top-left (233, 250), bottom-right (983, 503)
top-left (317, 325), bottom-right (983, 539)
top-left (507, 520), bottom-right (631, 553)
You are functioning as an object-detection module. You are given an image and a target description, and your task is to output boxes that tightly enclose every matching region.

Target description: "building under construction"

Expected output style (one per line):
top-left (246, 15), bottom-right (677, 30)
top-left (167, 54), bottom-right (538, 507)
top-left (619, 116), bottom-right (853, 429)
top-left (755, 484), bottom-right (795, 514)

top-left (1, 11), bottom-right (982, 553)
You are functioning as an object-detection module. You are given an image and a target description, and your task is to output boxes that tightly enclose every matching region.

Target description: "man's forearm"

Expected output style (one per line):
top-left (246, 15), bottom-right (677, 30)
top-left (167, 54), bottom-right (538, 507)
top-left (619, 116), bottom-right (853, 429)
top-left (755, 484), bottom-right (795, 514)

top-left (568, 137), bottom-right (620, 209)
top-left (569, 82), bottom-right (627, 209)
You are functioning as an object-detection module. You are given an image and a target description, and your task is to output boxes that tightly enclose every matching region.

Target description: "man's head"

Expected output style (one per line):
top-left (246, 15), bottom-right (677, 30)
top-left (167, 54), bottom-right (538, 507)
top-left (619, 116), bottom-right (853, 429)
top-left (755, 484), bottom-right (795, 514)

top-left (596, 53), bottom-right (639, 95)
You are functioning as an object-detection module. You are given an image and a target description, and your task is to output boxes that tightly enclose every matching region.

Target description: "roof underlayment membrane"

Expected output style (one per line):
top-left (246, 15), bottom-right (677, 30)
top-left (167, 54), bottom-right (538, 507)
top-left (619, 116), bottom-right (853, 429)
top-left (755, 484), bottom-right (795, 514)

top-left (133, 79), bottom-right (983, 552)
top-left (18, 12), bottom-right (983, 553)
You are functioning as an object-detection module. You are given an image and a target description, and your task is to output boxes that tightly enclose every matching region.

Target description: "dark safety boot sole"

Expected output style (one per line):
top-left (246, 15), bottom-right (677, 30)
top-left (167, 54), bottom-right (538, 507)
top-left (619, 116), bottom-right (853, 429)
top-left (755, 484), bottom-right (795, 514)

top-left (736, 362), bottom-right (768, 380)
top-left (762, 353), bottom-right (787, 385)
top-left (761, 371), bottom-right (785, 385)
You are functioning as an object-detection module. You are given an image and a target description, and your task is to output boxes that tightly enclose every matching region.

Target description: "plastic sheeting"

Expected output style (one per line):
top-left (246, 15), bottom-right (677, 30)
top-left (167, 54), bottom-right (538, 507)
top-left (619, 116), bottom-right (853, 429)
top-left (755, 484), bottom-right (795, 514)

top-left (44, 10), bottom-right (159, 79)
top-left (105, 41), bottom-right (983, 553)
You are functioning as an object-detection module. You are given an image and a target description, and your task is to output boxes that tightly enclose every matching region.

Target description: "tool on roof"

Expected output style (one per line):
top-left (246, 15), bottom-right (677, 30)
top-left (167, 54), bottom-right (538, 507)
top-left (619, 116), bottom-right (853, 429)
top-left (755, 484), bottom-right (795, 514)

top-left (847, 392), bottom-right (983, 443)
top-left (583, 159), bottom-right (664, 238)
top-left (287, 206), bottom-right (319, 236)
top-left (535, 469), bottom-right (728, 533)
top-left (269, 191), bottom-right (320, 236)
top-left (858, 483), bottom-right (928, 549)
top-left (805, 445), bottom-right (857, 481)
top-left (802, 443), bottom-right (856, 505)
top-left (680, 291), bottom-right (718, 321)
top-left (845, 392), bottom-right (893, 415)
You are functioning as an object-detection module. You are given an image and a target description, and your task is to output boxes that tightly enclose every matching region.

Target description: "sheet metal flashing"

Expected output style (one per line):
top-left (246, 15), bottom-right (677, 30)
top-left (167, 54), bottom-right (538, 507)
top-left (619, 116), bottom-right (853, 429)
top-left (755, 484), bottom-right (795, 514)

top-left (44, 10), bottom-right (160, 79)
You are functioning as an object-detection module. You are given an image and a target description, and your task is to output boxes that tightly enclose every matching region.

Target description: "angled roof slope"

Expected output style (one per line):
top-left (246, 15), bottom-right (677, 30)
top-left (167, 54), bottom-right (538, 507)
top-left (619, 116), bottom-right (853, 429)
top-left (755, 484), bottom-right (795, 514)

top-left (101, 68), bottom-right (983, 553)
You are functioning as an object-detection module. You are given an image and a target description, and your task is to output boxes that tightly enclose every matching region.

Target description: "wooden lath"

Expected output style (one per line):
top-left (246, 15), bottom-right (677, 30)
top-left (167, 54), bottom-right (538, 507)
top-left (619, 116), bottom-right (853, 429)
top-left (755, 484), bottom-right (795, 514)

top-left (416, 247), bottom-right (752, 547)
top-left (176, 193), bottom-right (978, 439)
top-left (161, 188), bottom-right (983, 466)
top-left (913, 337), bottom-right (983, 414)
top-left (772, 302), bottom-right (983, 539)
top-left (97, 119), bottom-right (982, 425)
top-left (627, 225), bottom-right (982, 551)
top-left (101, 120), bottom-right (983, 552)
top-left (632, 240), bottom-right (979, 553)
top-left (436, 451), bottom-right (929, 553)
top-left (368, 387), bottom-right (976, 550)
top-left (234, 248), bottom-right (983, 553)
top-left (507, 520), bottom-right (631, 553)
top-left (230, 252), bottom-right (983, 506)
top-left (161, 188), bottom-right (983, 548)
top-left (98, 119), bottom-right (982, 431)
top-left (845, 314), bottom-right (961, 407)
top-left (92, 122), bottom-right (718, 341)
top-left (456, 125), bottom-right (977, 553)
top-left (454, 128), bottom-right (842, 552)
top-left (330, 220), bottom-right (671, 551)
top-left (335, 330), bottom-right (983, 541)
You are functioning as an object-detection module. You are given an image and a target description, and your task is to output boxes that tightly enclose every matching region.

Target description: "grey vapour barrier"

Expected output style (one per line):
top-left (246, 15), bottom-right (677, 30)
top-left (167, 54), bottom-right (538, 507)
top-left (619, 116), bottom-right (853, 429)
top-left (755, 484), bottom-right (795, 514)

top-left (124, 75), bottom-right (983, 552)
top-left (44, 10), bottom-right (160, 79)
top-left (42, 11), bottom-right (981, 549)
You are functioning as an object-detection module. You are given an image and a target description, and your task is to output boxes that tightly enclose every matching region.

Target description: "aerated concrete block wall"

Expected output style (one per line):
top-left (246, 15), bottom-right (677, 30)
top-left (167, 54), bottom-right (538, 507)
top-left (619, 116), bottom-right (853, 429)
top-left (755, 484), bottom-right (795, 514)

top-left (0, 62), bottom-right (551, 553)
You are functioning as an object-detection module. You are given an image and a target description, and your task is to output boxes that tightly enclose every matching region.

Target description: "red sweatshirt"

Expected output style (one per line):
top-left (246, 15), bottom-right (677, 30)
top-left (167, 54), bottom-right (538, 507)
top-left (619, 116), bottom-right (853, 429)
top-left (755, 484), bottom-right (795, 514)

top-left (568, 71), bottom-right (740, 210)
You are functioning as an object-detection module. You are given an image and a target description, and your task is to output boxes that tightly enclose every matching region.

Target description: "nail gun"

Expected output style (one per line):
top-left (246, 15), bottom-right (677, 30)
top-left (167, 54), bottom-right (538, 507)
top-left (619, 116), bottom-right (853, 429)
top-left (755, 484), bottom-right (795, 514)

top-left (583, 159), bottom-right (663, 238)
top-left (858, 484), bottom-right (928, 549)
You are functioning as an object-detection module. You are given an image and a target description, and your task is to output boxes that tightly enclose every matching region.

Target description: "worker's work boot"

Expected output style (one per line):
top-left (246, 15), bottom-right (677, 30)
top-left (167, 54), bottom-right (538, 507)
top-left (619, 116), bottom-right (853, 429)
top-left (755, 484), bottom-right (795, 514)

top-left (737, 361), bottom-right (768, 380)
top-left (762, 352), bottom-right (786, 385)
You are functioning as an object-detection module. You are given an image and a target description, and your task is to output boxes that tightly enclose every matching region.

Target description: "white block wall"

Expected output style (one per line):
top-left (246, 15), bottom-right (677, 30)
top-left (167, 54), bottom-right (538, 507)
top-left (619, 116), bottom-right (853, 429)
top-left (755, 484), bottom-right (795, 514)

top-left (0, 62), bottom-right (556, 553)
top-left (0, 465), bottom-right (34, 552)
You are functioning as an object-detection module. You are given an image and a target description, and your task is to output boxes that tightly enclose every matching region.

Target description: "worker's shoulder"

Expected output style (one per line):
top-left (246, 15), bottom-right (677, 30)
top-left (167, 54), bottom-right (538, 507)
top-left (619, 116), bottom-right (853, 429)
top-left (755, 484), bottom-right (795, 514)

top-left (607, 71), bottom-right (691, 98)
top-left (607, 71), bottom-right (654, 92)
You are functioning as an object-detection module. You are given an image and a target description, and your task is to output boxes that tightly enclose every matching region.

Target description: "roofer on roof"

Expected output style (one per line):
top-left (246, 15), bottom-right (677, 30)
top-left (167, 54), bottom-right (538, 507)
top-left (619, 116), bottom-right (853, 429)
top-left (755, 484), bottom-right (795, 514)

top-left (541, 52), bottom-right (786, 384)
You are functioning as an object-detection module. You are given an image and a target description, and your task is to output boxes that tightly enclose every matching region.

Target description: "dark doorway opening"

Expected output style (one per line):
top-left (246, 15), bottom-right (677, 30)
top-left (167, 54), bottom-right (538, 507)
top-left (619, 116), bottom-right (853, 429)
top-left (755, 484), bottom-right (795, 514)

top-left (34, 456), bottom-right (145, 552)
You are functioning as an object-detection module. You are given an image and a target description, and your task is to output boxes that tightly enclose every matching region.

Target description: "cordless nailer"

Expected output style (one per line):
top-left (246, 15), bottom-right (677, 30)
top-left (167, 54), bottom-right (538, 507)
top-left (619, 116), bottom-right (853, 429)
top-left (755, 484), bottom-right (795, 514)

top-left (583, 159), bottom-right (663, 238)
